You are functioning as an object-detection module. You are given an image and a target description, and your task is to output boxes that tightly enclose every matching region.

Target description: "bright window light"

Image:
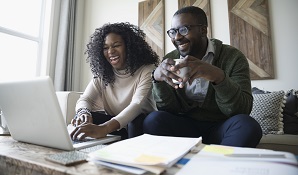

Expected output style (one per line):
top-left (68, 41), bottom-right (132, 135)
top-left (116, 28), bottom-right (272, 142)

top-left (0, 0), bottom-right (42, 37)
top-left (0, 33), bottom-right (38, 81)
top-left (0, 0), bottom-right (50, 81)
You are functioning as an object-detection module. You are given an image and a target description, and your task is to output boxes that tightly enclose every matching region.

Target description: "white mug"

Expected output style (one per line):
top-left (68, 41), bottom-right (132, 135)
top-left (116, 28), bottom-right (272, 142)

top-left (172, 58), bottom-right (189, 84)
top-left (0, 110), bottom-right (10, 135)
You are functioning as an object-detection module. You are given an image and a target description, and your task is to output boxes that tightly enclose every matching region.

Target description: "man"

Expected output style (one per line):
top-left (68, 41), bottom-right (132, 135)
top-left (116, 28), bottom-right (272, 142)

top-left (144, 6), bottom-right (262, 147)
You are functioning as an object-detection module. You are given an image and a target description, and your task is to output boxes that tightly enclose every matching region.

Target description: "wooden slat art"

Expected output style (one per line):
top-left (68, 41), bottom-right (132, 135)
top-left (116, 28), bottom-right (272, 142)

top-left (178, 0), bottom-right (212, 38)
top-left (138, 0), bottom-right (165, 61)
top-left (228, 0), bottom-right (274, 80)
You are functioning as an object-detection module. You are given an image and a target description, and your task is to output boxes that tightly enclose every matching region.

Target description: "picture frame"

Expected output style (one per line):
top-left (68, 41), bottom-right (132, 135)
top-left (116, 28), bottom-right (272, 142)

top-left (139, 0), bottom-right (165, 60)
top-left (228, 0), bottom-right (274, 80)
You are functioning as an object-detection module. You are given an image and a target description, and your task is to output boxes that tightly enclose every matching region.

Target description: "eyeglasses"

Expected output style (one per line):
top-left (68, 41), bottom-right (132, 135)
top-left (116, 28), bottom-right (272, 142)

top-left (167, 25), bottom-right (205, 39)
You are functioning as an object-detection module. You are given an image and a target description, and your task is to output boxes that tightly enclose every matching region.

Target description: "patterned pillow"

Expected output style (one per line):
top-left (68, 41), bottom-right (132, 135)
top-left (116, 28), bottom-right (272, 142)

top-left (250, 91), bottom-right (285, 135)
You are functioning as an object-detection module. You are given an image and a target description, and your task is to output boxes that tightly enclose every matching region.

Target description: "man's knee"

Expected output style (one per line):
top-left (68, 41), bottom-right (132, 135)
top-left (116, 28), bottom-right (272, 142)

top-left (231, 114), bottom-right (263, 146)
top-left (144, 111), bottom-right (167, 123)
top-left (235, 114), bottom-right (262, 133)
top-left (143, 111), bottom-right (168, 134)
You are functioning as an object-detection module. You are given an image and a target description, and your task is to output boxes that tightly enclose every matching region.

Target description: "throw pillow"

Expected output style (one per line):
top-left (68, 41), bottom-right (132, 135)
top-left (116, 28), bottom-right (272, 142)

top-left (250, 90), bottom-right (285, 135)
top-left (283, 89), bottom-right (298, 134)
top-left (251, 87), bottom-right (270, 94)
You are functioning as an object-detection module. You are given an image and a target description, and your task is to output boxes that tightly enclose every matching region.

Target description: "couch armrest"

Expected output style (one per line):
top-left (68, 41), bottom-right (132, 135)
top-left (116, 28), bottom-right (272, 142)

top-left (56, 91), bottom-right (82, 124)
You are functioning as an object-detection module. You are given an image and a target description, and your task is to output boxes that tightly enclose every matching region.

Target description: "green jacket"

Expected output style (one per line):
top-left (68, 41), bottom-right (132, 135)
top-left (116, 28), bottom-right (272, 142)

top-left (152, 39), bottom-right (252, 122)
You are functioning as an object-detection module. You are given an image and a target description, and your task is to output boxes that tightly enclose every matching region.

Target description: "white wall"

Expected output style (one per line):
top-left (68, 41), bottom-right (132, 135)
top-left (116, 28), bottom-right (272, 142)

top-left (78, 0), bottom-right (298, 91)
top-left (79, 0), bottom-right (140, 89)
top-left (251, 0), bottom-right (298, 91)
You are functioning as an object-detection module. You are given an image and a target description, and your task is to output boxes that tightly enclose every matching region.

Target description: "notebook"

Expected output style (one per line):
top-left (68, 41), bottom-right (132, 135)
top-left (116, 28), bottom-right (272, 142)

top-left (0, 76), bottom-right (120, 150)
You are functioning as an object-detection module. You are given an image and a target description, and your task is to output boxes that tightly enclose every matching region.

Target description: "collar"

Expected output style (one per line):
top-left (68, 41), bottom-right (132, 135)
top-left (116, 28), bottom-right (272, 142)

top-left (202, 38), bottom-right (215, 62)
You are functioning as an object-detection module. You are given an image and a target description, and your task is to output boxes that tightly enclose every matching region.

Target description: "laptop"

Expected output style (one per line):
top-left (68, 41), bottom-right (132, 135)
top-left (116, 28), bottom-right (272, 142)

top-left (0, 76), bottom-right (120, 151)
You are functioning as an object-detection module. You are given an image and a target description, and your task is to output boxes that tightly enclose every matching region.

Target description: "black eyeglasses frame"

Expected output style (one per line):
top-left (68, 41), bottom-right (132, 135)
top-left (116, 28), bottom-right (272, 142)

top-left (166, 24), bottom-right (206, 39)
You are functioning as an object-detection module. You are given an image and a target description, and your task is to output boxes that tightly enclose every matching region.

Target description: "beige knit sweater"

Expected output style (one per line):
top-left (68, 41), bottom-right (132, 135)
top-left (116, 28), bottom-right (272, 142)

top-left (76, 64), bottom-right (157, 128)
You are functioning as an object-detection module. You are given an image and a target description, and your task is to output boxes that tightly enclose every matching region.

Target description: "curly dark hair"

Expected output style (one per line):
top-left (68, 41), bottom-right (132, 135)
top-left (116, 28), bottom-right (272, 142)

top-left (85, 22), bottom-right (160, 86)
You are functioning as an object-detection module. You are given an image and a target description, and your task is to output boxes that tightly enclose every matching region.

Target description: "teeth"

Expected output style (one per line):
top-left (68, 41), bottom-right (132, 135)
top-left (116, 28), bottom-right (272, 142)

top-left (110, 56), bottom-right (119, 61)
top-left (178, 43), bottom-right (188, 50)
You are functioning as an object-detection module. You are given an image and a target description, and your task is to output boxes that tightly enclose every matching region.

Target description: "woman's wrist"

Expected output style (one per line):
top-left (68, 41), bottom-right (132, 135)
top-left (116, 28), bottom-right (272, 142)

top-left (75, 108), bottom-right (91, 118)
top-left (102, 119), bottom-right (120, 134)
top-left (151, 69), bottom-right (159, 83)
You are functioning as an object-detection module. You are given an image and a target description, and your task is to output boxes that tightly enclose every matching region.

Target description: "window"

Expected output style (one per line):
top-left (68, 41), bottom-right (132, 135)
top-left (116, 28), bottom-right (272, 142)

top-left (0, 0), bottom-right (50, 81)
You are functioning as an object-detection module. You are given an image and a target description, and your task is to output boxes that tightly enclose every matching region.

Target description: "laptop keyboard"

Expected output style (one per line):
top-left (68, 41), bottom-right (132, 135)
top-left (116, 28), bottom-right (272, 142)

top-left (79, 144), bottom-right (107, 153)
top-left (72, 138), bottom-right (95, 144)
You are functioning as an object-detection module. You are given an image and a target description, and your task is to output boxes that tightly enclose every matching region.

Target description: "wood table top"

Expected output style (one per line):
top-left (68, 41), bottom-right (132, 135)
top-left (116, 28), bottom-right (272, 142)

top-left (0, 136), bottom-right (182, 175)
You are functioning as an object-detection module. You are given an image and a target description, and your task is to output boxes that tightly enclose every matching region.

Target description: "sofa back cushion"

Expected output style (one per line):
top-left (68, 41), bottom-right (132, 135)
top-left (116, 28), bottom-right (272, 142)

top-left (283, 89), bottom-right (298, 134)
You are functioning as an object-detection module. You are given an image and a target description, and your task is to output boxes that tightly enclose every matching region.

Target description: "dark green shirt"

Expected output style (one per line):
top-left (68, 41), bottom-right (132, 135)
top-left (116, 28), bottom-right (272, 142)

top-left (152, 39), bottom-right (252, 122)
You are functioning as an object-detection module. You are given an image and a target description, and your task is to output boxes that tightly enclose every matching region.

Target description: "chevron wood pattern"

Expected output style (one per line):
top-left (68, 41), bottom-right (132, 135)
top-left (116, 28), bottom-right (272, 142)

top-left (178, 0), bottom-right (212, 38)
top-left (231, 0), bottom-right (268, 35)
top-left (139, 0), bottom-right (164, 60)
top-left (228, 0), bottom-right (274, 80)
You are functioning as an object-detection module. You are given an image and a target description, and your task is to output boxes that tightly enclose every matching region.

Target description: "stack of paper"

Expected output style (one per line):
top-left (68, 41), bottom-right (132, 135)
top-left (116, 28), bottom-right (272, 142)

top-left (88, 134), bottom-right (202, 174)
top-left (176, 145), bottom-right (298, 175)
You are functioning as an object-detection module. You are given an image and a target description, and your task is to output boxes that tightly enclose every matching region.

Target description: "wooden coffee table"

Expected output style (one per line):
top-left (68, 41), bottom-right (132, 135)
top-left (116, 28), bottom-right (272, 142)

top-left (0, 136), bottom-right (188, 175)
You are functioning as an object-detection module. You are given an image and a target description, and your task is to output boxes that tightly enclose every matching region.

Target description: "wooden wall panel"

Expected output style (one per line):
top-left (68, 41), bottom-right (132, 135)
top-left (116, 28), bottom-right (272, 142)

top-left (138, 0), bottom-right (165, 60)
top-left (178, 0), bottom-right (212, 38)
top-left (228, 0), bottom-right (274, 80)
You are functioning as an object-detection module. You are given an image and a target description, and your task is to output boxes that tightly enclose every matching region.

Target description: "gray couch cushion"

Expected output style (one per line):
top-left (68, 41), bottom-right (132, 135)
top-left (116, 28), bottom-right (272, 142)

top-left (257, 134), bottom-right (298, 155)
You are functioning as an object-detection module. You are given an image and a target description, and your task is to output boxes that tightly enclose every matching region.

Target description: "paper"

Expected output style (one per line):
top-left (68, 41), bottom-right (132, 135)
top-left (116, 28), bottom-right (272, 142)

top-left (177, 159), bottom-right (298, 175)
top-left (176, 145), bottom-right (298, 175)
top-left (88, 134), bottom-right (202, 174)
top-left (92, 160), bottom-right (147, 175)
top-left (199, 145), bottom-right (298, 164)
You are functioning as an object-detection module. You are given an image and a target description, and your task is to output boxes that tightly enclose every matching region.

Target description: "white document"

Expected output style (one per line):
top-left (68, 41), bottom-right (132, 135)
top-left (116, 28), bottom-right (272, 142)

top-left (197, 145), bottom-right (297, 164)
top-left (176, 145), bottom-right (298, 175)
top-left (92, 160), bottom-right (147, 175)
top-left (177, 159), bottom-right (298, 175)
top-left (88, 134), bottom-right (202, 174)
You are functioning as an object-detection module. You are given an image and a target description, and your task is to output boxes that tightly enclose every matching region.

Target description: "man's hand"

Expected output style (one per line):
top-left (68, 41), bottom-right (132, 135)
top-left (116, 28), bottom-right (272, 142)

top-left (172, 55), bottom-right (225, 87)
top-left (154, 58), bottom-right (185, 89)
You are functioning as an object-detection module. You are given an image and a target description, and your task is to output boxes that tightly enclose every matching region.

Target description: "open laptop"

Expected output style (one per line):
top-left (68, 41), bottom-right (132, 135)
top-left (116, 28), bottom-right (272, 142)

top-left (0, 76), bottom-right (120, 151)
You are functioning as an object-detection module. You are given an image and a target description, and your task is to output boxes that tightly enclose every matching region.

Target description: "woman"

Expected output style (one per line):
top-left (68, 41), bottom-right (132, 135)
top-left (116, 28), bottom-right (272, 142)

top-left (70, 22), bottom-right (159, 140)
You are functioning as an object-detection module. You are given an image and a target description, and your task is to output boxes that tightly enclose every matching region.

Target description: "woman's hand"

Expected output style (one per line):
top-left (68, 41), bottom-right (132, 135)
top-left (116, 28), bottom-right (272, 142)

top-left (70, 119), bottom-right (120, 140)
top-left (70, 123), bottom-right (109, 140)
top-left (71, 114), bottom-right (93, 127)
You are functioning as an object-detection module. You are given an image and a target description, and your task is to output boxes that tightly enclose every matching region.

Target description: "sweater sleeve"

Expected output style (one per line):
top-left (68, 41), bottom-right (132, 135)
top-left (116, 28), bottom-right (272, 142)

top-left (212, 46), bottom-right (253, 117)
top-left (75, 78), bottom-right (104, 113)
top-left (152, 82), bottom-right (182, 113)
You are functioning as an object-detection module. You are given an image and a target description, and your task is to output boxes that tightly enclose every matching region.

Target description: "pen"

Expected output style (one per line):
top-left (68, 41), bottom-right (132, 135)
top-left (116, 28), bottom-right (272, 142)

top-left (224, 154), bottom-right (286, 158)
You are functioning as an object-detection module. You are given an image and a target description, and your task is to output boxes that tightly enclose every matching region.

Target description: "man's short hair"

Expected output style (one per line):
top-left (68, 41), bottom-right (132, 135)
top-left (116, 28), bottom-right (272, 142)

top-left (174, 6), bottom-right (208, 27)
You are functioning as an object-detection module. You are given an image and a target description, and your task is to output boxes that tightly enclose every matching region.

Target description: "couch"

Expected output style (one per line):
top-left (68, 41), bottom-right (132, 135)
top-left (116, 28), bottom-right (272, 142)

top-left (251, 88), bottom-right (298, 155)
top-left (56, 91), bottom-right (82, 125)
top-left (56, 91), bottom-right (298, 155)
